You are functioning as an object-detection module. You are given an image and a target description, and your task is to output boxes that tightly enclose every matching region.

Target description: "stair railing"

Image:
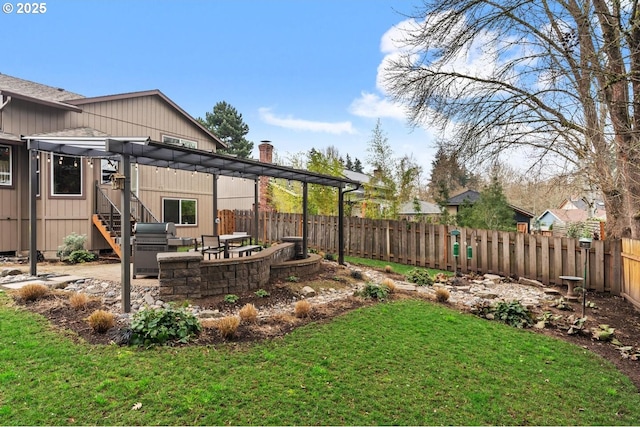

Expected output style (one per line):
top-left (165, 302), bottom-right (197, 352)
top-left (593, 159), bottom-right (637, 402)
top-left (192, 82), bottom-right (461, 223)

top-left (130, 191), bottom-right (159, 223)
top-left (94, 181), bottom-right (123, 237)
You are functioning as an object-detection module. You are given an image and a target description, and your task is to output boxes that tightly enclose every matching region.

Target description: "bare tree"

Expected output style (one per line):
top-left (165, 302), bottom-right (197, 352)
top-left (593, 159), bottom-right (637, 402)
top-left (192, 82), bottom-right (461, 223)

top-left (385, 0), bottom-right (640, 238)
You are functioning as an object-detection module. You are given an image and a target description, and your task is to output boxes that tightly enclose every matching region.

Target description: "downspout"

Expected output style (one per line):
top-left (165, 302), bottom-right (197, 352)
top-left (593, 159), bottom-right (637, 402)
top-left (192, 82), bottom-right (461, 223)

top-left (338, 184), bottom-right (361, 265)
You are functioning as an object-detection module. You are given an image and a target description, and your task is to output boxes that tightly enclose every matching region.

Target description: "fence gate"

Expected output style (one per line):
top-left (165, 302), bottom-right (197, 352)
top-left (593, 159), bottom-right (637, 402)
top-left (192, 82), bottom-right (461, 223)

top-left (218, 209), bottom-right (235, 235)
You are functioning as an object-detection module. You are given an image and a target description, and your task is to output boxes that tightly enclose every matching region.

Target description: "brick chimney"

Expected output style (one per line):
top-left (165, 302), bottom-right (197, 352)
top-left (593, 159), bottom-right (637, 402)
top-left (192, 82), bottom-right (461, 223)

top-left (258, 141), bottom-right (274, 212)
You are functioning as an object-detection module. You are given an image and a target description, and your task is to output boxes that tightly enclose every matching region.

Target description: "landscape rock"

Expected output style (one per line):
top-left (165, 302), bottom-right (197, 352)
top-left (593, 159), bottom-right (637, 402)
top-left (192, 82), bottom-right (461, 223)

top-left (519, 277), bottom-right (544, 288)
top-left (1, 268), bottom-right (22, 277)
top-left (483, 274), bottom-right (502, 284)
top-left (300, 286), bottom-right (316, 297)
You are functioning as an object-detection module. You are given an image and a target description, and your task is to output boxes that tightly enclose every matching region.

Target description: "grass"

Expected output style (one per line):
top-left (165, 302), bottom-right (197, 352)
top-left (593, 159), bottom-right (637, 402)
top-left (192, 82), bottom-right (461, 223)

top-left (344, 255), bottom-right (451, 277)
top-left (1, 293), bottom-right (640, 425)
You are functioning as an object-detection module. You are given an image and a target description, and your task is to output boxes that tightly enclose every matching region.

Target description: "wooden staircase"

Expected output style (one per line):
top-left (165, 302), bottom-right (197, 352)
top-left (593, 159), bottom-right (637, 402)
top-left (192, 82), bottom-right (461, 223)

top-left (92, 214), bottom-right (122, 259)
top-left (93, 182), bottom-right (158, 259)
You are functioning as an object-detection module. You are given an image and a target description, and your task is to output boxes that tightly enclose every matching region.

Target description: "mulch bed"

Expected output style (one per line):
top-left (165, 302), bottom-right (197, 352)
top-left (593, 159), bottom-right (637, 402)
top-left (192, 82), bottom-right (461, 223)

top-left (9, 264), bottom-right (640, 391)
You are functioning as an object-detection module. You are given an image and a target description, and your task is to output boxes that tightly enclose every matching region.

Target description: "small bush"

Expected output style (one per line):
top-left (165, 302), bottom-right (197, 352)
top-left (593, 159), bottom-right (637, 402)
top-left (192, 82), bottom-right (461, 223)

top-left (67, 249), bottom-right (96, 264)
top-left (384, 265), bottom-right (394, 273)
top-left (239, 303), bottom-right (258, 323)
top-left (17, 283), bottom-right (49, 301)
top-left (324, 253), bottom-right (336, 261)
top-left (57, 232), bottom-right (88, 259)
top-left (271, 313), bottom-right (299, 325)
top-left (406, 268), bottom-right (434, 286)
top-left (215, 316), bottom-right (240, 339)
top-left (493, 300), bottom-right (533, 328)
top-left (286, 276), bottom-right (299, 283)
top-left (224, 294), bottom-right (239, 304)
top-left (434, 287), bottom-right (450, 303)
top-left (359, 282), bottom-right (389, 300)
top-left (69, 292), bottom-right (90, 310)
top-left (130, 307), bottom-right (201, 346)
top-left (350, 270), bottom-right (364, 280)
top-left (254, 289), bottom-right (270, 298)
top-left (87, 309), bottom-right (115, 333)
top-left (294, 300), bottom-right (312, 318)
top-left (381, 278), bottom-right (396, 293)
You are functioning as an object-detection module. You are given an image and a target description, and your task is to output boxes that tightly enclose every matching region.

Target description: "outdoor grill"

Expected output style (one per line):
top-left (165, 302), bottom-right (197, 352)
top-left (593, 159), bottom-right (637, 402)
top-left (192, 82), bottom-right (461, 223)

top-left (132, 222), bottom-right (178, 278)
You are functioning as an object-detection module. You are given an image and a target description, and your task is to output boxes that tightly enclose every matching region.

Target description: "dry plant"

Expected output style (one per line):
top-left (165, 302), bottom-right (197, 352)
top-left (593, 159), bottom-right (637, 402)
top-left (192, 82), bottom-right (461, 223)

top-left (271, 313), bottom-right (299, 325)
top-left (69, 292), bottom-right (90, 310)
top-left (239, 303), bottom-right (258, 323)
top-left (384, 265), bottom-right (394, 273)
top-left (17, 283), bottom-right (49, 301)
top-left (381, 278), bottom-right (396, 293)
top-left (294, 300), bottom-right (312, 318)
top-left (215, 316), bottom-right (240, 339)
top-left (199, 318), bottom-right (218, 329)
top-left (435, 287), bottom-right (451, 303)
top-left (86, 309), bottom-right (115, 333)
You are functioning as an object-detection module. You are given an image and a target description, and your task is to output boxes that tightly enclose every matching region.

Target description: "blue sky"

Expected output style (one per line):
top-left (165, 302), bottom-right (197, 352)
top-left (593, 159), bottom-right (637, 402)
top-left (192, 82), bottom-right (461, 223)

top-left (2, 0), bottom-right (437, 173)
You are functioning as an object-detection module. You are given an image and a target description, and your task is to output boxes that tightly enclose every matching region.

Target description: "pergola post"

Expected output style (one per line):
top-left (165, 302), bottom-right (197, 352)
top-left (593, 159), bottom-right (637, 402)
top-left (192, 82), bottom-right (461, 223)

top-left (302, 181), bottom-right (308, 258)
top-left (339, 187), bottom-right (345, 265)
top-left (212, 174), bottom-right (218, 235)
top-left (254, 178), bottom-right (259, 245)
top-left (28, 147), bottom-right (38, 276)
top-left (120, 152), bottom-right (131, 313)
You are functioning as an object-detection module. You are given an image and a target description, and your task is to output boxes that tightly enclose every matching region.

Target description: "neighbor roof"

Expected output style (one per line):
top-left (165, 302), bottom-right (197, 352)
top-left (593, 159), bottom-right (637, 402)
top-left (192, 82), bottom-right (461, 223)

top-left (447, 189), bottom-right (481, 205)
top-left (398, 200), bottom-right (441, 215)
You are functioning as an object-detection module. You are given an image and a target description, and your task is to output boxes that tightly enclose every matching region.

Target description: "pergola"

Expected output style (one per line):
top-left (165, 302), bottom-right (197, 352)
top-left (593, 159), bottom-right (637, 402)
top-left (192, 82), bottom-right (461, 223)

top-left (25, 136), bottom-right (361, 311)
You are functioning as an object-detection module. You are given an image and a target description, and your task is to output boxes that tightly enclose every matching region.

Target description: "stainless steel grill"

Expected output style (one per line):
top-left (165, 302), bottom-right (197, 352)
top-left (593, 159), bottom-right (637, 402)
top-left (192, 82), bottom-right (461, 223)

top-left (133, 222), bottom-right (177, 278)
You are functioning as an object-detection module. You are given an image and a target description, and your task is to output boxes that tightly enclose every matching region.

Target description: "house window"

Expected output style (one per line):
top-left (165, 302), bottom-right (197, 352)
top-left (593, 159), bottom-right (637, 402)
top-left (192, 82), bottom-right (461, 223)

top-left (101, 159), bottom-right (119, 184)
top-left (52, 155), bottom-right (82, 196)
top-left (0, 145), bottom-right (11, 186)
top-left (162, 135), bottom-right (197, 149)
top-left (163, 198), bottom-right (197, 225)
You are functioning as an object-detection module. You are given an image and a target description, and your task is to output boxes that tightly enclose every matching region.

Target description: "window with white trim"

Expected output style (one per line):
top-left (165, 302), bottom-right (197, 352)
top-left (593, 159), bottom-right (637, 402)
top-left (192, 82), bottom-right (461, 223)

top-left (0, 145), bottom-right (11, 186)
top-left (162, 135), bottom-right (197, 149)
top-left (163, 198), bottom-right (197, 225)
top-left (51, 155), bottom-right (82, 196)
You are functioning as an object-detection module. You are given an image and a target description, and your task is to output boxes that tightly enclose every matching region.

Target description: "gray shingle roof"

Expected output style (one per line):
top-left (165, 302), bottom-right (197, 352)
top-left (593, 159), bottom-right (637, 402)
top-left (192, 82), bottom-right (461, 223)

top-left (0, 73), bottom-right (84, 102)
top-left (28, 127), bottom-right (109, 138)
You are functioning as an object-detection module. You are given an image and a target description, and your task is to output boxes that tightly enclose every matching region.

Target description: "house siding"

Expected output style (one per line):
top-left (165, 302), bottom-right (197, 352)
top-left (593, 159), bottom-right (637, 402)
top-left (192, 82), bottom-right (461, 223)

top-left (0, 88), bottom-right (255, 258)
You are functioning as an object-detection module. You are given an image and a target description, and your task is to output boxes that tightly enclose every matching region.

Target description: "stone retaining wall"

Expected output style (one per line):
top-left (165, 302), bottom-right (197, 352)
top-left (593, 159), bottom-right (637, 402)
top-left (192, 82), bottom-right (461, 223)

top-left (159, 242), bottom-right (321, 300)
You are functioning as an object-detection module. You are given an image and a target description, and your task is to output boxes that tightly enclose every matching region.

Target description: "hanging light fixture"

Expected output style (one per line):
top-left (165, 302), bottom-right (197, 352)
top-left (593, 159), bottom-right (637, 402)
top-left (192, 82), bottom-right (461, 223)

top-left (58, 156), bottom-right (63, 165)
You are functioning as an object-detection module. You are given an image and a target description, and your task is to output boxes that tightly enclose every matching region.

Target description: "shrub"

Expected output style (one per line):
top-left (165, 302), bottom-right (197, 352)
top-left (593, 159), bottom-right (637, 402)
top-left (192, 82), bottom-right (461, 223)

top-left (271, 313), bottom-right (299, 325)
top-left (17, 283), bottom-right (49, 301)
top-left (224, 294), bottom-right (239, 304)
top-left (359, 282), bottom-right (389, 300)
top-left (350, 270), bottom-right (364, 280)
top-left (406, 268), bottom-right (434, 286)
top-left (493, 300), bottom-right (533, 328)
top-left (67, 249), bottom-right (97, 264)
top-left (384, 265), bottom-right (394, 274)
top-left (215, 316), bottom-right (240, 339)
top-left (435, 287), bottom-right (450, 303)
top-left (86, 309), bottom-right (115, 333)
top-left (286, 276), bottom-right (299, 283)
top-left (324, 253), bottom-right (336, 261)
top-left (381, 278), bottom-right (396, 293)
top-left (69, 292), bottom-right (90, 310)
top-left (57, 232), bottom-right (88, 259)
top-left (254, 289), bottom-right (270, 298)
top-left (239, 303), bottom-right (258, 323)
top-left (294, 300), bottom-right (312, 318)
top-left (130, 307), bottom-right (201, 346)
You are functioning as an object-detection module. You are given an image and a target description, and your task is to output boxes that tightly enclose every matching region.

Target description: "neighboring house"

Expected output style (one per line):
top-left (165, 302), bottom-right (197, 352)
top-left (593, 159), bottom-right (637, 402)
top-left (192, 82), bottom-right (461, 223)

top-left (398, 200), bottom-right (441, 221)
top-left (341, 169), bottom-right (389, 217)
top-left (446, 189), bottom-right (535, 232)
top-left (537, 196), bottom-right (607, 232)
top-left (0, 73), bottom-right (254, 258)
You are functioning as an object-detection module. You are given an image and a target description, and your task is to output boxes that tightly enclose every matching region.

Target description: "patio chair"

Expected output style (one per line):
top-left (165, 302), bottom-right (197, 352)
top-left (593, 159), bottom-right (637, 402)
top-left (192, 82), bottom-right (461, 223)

top-left (200, 235), bottom-right (224, 259)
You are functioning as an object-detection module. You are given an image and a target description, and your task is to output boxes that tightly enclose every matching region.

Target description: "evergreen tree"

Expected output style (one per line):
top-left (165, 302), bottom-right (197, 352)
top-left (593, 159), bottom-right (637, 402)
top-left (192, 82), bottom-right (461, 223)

top-left (457, 177), bottom-right (515, 231)
top-left (198, 101), bottom-right (254, 158)
top-left (353, 158), bottom-right (363, 173)
top-left (345, 154), bottom-right (353, 171)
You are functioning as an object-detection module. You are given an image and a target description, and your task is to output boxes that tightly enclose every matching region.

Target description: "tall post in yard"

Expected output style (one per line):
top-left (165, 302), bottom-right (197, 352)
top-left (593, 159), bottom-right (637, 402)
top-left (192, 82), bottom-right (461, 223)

top-left (579, 237), bottom-right (592, 317)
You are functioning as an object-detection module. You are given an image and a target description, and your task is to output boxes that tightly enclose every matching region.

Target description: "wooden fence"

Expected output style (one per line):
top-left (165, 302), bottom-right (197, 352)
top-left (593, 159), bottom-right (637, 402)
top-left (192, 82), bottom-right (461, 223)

top-left (621, 239), bottom-right (640, 310)
top-left (234, 210), bottom-right (625, 295)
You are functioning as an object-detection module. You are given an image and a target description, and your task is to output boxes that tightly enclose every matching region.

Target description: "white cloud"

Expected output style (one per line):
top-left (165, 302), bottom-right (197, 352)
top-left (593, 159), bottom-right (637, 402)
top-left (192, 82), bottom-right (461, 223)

top-left (258, 108), bottom-right (356, 135)
top-left (348, 91), bottom-right (407, 120)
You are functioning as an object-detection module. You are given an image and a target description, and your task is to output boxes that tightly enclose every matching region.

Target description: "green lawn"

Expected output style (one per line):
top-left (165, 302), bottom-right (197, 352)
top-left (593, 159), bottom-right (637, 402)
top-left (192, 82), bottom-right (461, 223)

top-left (1, 293), bottom-right (639, 425)
top-left (344, 255), bottom-right (451, 277)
